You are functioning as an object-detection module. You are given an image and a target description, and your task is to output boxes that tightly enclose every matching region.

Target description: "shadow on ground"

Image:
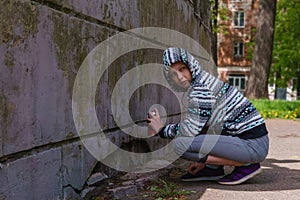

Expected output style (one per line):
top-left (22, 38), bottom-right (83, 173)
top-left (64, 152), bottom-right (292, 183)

top-left (164, 158), bottom-right (300, 199)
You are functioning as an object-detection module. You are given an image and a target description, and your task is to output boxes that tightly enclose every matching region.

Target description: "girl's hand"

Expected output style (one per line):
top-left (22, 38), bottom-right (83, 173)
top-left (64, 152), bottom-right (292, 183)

top-left (147, 108), bottom-right (164, 135)
top-left (188, 163), bottom-right (204, 175)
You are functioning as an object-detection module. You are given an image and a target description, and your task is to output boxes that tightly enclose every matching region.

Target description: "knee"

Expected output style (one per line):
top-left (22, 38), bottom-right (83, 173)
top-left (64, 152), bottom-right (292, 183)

top-left (172, 137), bottom-right (191, 156)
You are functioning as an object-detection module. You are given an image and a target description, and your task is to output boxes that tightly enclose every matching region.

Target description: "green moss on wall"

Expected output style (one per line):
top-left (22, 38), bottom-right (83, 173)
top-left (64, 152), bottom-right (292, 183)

top-left (0, 0), bottom-right (39, 46)
top-left (52, 12), bottom-right (90, 99)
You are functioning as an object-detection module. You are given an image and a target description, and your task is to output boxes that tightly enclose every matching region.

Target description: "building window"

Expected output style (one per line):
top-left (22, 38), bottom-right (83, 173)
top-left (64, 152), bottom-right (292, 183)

top-left (228, 74), bottom-right (246, 92)
top-left (233, 11), bottom-right (245, 28)
top-left (233, 42), bottom-right (244, 57)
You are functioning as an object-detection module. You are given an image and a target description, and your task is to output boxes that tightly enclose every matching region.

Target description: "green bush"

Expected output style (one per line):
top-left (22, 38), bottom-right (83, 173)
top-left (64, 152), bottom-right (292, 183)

top-left (251, 99), bottom-right (300, 119)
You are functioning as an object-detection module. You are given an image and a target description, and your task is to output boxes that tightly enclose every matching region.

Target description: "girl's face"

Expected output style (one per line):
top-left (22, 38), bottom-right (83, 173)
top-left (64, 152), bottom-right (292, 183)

top-left (169, 62), bottom-right (192, 89)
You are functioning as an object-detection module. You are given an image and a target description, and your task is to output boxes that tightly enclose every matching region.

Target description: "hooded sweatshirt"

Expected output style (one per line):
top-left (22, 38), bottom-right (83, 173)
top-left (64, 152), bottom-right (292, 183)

top-left (159, 47), bottom-right (267, 139)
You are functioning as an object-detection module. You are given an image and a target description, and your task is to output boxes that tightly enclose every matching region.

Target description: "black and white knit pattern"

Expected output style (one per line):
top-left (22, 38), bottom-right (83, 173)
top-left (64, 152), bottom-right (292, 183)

top-left (161, 47), bottom-right (265, 138)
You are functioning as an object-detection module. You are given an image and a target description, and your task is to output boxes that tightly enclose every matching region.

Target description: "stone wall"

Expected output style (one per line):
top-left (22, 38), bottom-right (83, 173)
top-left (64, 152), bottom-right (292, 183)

top-left (0, 0), bottom-right (216, 199)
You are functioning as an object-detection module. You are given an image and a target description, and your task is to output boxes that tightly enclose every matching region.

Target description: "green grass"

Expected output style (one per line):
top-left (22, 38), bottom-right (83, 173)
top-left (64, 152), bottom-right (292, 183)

top-left (250, 99), bottom-right (300, 119)
top-left (150, 180), bottom-right (196, 200)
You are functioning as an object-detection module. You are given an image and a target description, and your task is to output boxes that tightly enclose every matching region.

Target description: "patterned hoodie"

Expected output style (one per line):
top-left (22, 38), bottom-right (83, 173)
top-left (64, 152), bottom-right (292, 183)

top-left (159, 47), bottom-right (267, 139)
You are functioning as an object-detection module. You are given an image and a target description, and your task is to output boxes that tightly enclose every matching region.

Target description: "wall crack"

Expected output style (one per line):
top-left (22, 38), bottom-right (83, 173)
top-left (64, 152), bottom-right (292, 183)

top-left (31, 0), bottom-right (127, 32)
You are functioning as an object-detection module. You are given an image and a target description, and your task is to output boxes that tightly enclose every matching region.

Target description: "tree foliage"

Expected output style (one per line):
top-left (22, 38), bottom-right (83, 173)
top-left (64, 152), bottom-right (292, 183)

top-left (271, 0), bottom-right (300, 88)
top-left (210, 0), bottom-right (230, 34)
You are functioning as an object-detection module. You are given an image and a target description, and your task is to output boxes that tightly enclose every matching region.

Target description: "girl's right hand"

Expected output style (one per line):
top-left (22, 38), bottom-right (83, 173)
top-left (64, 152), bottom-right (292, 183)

top-left (147, 108), bottom-right (164, 135)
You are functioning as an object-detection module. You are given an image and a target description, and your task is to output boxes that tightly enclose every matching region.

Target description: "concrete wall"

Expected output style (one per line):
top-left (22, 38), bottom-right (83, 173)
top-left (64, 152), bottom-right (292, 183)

top-left (0, 0), bottom-right (215, 199)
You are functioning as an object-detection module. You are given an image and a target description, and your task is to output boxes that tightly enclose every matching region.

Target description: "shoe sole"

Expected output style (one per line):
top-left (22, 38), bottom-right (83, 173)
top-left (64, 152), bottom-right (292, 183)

top-left (218, 168), bottom-right (262, 185)
top-left (181, 175), bottom-right (224, 182)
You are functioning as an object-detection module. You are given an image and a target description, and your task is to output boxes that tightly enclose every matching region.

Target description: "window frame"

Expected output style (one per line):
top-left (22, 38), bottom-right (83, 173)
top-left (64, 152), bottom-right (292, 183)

top-left (228, 74), bottom-right (246, 92)
top-left (233, 11), bottom-right (245, 28)
top-left (233, 41), bottom-right (244, 57)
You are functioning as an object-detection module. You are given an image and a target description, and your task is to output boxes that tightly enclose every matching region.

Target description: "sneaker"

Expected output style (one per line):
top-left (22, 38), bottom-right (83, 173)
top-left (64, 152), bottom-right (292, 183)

top-left (218, 163), bottom-right (262, 185)
top-left (181, 165), bottom-right (224, 182)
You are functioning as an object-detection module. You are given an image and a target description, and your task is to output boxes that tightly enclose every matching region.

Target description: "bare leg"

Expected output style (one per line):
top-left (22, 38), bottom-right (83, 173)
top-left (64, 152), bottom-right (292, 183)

top-left (190, 155), bottom-right (245, 174)
top-left (206, 155), bottom-right (245, 166)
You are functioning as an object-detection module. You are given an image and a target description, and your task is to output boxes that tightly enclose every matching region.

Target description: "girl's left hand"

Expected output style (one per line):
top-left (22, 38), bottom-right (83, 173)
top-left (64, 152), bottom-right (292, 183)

top-left (188, 163), bottom-right (204, 175)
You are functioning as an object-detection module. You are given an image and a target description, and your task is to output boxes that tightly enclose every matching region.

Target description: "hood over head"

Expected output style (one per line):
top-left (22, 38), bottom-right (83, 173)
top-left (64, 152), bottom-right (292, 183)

top-left (162, 47), bottom-right (202, 92)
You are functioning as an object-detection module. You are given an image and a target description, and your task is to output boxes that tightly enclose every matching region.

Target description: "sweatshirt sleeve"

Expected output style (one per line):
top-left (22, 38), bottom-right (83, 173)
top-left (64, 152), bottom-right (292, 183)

top-left (159, 84), bottom-right (215, 138)
top-left (158, 124), bottom-right (179, 138)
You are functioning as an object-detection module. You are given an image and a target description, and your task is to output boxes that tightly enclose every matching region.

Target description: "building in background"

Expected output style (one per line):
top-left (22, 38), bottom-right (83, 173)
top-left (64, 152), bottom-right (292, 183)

top-left (217, 0), bottom-right (259, 94)
top-left (217, 0), bottom-right (297, 100)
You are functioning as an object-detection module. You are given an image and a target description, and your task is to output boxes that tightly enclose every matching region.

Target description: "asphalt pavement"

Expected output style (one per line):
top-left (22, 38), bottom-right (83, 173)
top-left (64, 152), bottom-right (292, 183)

top-left (167, 119), bottom-right (300, 200)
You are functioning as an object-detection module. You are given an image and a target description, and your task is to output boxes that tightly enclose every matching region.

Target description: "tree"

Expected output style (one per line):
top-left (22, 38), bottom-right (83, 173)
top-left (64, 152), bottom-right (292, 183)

top-left (209, 0), bottom-right (230, 65)
top-left (271, 0), bottom-right (300, 99)
top-left (244, 0), bottom-right (277, 99)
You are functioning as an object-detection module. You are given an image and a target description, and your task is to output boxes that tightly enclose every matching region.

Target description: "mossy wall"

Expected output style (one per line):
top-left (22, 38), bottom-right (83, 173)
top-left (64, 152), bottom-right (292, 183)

top-left (0, 0), bottom-right (216, 199)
